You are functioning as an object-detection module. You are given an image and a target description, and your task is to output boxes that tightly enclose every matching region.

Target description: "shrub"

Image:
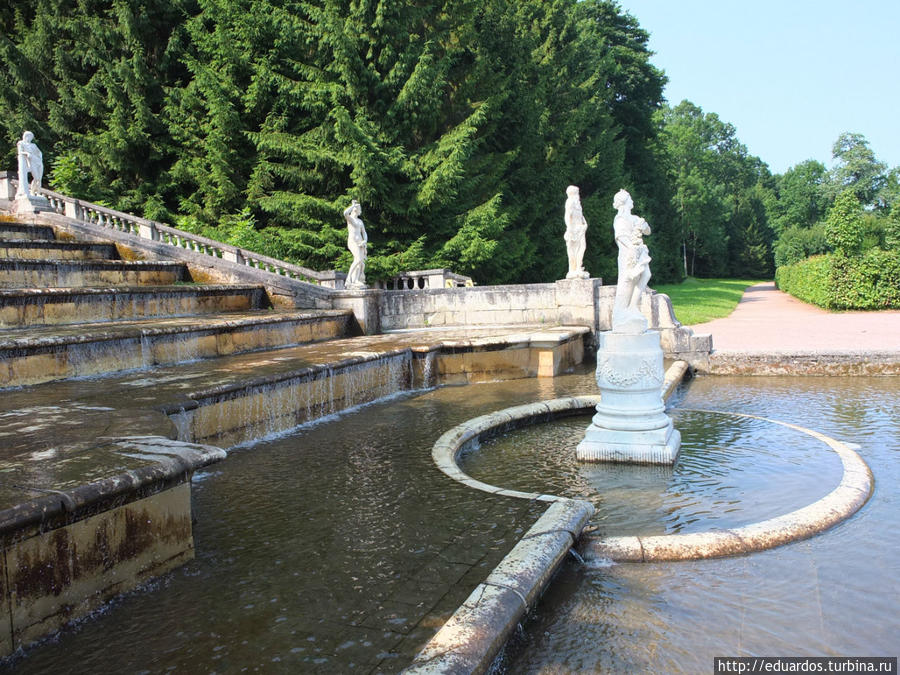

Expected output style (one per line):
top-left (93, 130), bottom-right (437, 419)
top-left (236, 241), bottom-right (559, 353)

top-left (886, 204), bottom-right (900, 250)
top-left (776, 249), bottom-right (900, 310)
top-left (824, 191), bottom-right (863, 255)
top-left (829, 249), bottom-right (900, 309)
top-left (775, 255), bottom-right (833, 307)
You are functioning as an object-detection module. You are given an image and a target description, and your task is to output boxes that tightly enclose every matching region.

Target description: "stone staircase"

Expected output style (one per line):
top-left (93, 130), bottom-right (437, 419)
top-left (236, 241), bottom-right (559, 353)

top-left (0, 219), bottom-right (355, 387)
top-left (0, 182), bottom-right (596, 658)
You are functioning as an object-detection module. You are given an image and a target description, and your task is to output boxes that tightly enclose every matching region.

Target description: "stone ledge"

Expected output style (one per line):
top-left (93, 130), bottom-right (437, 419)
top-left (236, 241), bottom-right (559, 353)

top-left (0, 437), bottom-right (225, 544)
top-left (586, 410), bottom-right (874, 562)
top-left (0, 309), bottom-right (352, 350)
top-left (702, 350), bottom-right (900, 376)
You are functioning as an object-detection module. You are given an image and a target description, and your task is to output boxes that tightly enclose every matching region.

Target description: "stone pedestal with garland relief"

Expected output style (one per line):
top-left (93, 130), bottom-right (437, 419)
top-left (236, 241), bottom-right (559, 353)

top-left (577, 329), bottom-right (680, 465)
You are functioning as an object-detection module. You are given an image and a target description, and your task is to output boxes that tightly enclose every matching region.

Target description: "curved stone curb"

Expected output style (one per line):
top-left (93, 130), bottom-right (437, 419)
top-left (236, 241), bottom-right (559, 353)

top-left (406, 398), bottom-right (599, 674)
top-left (403, 499), bottom-right (592, 674)
top-left (407, 362), bottom-right (689, 673)
top-left (662, 359), bottom-right (690, 400)
top-left (587, 409), bottom-right (874, 562)
top-left (410, 381), bottom-right (874, 672)
top-left (430, 394), bottom-right (601, 504)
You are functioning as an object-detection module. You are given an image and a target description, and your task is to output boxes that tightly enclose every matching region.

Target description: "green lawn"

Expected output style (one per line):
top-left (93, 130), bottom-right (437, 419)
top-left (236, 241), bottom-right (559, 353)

top-left (652, 277), bottom-right (766, 325)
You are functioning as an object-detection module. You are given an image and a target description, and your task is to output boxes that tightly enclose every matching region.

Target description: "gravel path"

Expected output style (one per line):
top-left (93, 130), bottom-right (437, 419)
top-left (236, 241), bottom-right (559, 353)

top-left (689, 281), bottom-right (900, 354)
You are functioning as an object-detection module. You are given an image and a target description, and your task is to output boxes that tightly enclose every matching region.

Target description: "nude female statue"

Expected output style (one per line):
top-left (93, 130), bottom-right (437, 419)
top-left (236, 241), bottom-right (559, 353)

top-left (343, 199), bottom-right (368, 289)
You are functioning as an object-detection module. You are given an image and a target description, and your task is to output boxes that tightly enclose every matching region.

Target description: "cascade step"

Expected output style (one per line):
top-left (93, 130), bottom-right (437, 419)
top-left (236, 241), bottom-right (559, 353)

top-left (0, 309), bottom-right (356, 388)
top-left (0, 284), bottom-right (270, 327)
top-left (0, 223), bottom-right (56, 241)
top-left (0, 259), bottom-right (187, 288)
top-left (0, 240), bottom-right (119, 261)
top-left (0, 324), bottom-right (588, 447)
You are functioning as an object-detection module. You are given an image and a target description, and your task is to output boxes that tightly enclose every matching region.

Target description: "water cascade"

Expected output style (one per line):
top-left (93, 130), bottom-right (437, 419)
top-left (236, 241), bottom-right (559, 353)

top-left (168, 349), bottom-right (415, 447)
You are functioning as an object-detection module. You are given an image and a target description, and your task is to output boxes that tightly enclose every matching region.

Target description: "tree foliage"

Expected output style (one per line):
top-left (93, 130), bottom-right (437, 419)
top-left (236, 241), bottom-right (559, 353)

top-left (1, 0), bottom-right (190, 215)
top-left (2, 0), bottom-right (687, 284)
top-left (657, 100), bottom-right (773, 278)
top-left (28, 2), bottom-right (897, 285)
top-left (828, 132), bottom-right (887, 207)
top-left (824, 190), bottom-right (864, 256)
top-left (766, 159), bottom-right (830, 235)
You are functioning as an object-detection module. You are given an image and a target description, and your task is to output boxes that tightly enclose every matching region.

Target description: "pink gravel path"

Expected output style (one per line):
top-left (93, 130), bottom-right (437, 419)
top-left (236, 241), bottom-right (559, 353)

top-left (688, 282), bottom-right (900, 354)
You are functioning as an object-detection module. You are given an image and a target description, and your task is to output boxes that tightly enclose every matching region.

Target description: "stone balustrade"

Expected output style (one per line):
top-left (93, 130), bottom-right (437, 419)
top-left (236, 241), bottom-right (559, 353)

top-left (35, 185), bottom-right (345, 288)
top-left (376, 268), bottom-right (474, 290)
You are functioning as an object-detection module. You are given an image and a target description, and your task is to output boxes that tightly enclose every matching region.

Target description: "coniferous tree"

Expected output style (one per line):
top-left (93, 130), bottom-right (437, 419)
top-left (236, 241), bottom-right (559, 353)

top-left (2, 0), bottom-right (189, 215)
top-left (2, 0), bottom-right (684, 284)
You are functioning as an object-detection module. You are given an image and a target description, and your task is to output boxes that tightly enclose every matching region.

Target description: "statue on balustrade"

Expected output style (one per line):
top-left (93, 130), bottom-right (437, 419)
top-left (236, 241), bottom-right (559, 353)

top-left (16, 131), bottom-right (43, 199)
top-left (612, 189), bottom-right (652, 333)
top-left (344, 199), bottom-right (368, 289)
top-left (563, 185), bottom-right (589, 279)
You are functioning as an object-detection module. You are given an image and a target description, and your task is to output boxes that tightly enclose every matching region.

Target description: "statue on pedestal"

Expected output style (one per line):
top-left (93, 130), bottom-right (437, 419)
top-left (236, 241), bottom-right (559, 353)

top-left (576, 188), bottom-right (680, 465)
top-left (343, 199), bottom-right (368, 289)
top-left (16, 131), bottom-right (44, 198)
top-left (563, 185), bottom-right (589, 279)
top-left (612, 189), bottom-right (651, 333)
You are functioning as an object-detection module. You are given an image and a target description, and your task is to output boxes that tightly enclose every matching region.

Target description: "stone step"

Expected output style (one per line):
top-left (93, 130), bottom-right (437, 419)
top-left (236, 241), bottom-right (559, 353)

top-left (0, 223), bottom-right (56, 241)
top-left (0, 259), bottom-right (187, 288)
top-left (0, 284), bottom-right (269, 328)
top-left (0, 240), bottom-right (119, 261)
top-left (0, 323), bottom-right (588, 447)
top-left (0, 309), bottom-right (356, 388)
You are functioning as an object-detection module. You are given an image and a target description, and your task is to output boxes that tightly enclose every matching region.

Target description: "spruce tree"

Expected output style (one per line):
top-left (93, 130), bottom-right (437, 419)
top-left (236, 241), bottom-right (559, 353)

top-left (1, 0), bottom-right (188, 215)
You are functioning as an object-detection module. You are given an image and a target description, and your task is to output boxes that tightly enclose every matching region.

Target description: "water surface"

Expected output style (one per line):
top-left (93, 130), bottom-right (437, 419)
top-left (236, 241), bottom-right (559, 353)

top-left (2, 372), bottom-right (595, 674)
top-left (501, 376), bottom-right (900, 674)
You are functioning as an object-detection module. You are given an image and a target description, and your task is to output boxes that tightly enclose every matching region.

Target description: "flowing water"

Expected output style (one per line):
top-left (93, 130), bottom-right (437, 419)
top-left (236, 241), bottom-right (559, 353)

top-left (494, 375), bottom-right (900, 674)
top-left (2, 373), bottom-right (594, 674)
top-left (3, 372), bottom-right (897, 673)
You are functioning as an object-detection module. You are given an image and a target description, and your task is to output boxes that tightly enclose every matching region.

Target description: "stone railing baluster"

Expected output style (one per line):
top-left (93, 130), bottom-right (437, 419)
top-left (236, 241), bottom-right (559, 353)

top-left (32, 187), bottom-right (347, 288)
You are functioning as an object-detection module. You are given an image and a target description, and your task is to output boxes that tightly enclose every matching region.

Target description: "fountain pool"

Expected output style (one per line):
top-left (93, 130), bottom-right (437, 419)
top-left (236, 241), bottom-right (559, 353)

top-left (2, 372), bottom-right (896, 673)
top-left (489, 375), bottom-right (899, 673)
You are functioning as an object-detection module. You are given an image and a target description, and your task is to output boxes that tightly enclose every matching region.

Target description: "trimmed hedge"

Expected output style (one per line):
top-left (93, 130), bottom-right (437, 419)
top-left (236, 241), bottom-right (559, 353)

top-left (775, 255), bottom-right (833, 307)
top-left (776, 250), bottom-right (900, 310)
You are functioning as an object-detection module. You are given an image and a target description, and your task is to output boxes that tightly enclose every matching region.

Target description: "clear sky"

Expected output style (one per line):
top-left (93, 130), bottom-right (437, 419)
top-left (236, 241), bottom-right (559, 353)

top-left (617, 0), bottom-right (900, 175)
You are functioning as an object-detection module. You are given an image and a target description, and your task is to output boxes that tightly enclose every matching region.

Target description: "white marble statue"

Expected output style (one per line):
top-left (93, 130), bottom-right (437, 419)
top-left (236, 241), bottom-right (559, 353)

top-left (576, 188), bottom-right (680, 465)
top-left (344, 199), bottom-right (368, 289)
top-left (612, 189), bottom-right (651, 333)
top-left (16, 131), bottom-right (44, 198)
top-left (563, 185), bottom-right (589, 279)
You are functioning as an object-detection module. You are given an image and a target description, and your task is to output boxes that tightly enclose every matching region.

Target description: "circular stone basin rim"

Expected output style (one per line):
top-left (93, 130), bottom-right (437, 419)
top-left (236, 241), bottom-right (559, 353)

top-left (433, 399), bottom-right (874, 562)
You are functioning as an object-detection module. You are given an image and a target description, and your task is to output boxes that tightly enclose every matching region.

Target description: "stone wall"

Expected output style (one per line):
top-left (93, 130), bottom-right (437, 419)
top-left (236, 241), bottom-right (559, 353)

top-left (380, 278), bottom-right (601, 332)
top-left (380, 278), bottom-right (711, 366)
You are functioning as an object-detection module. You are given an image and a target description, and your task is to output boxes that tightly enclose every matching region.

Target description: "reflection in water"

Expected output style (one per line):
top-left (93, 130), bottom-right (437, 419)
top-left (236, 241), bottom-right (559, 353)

top-left (462, 409), bottom-right (843, 535)
top-left (502, 376), bottom-right (900, 674)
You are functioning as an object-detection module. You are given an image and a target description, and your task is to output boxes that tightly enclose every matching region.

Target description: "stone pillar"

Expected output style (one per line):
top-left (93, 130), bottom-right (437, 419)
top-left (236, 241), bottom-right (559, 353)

top-left (15, 150), bottom-right (29, 199)
top-left (64, 199), bottom-right (81, 220)
top-left (577, 330), bottom-right (680, 464)
top-left (332, 288), bottom-right (383, 335)
top-left (0, 172), bottom-right (14, 200)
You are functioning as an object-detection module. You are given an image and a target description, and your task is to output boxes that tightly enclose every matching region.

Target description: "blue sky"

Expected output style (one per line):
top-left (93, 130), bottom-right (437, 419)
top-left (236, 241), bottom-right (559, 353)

top-left (617, 0), bottom-right (900, 175)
